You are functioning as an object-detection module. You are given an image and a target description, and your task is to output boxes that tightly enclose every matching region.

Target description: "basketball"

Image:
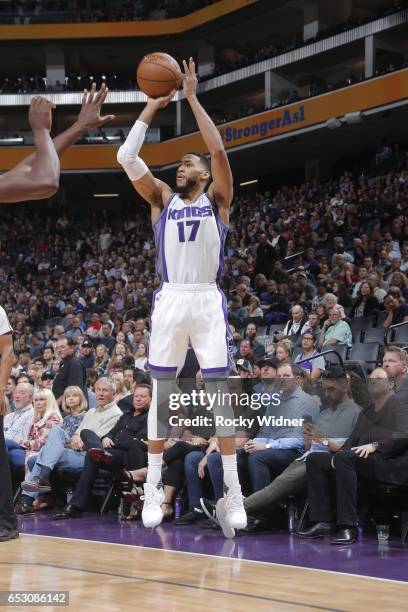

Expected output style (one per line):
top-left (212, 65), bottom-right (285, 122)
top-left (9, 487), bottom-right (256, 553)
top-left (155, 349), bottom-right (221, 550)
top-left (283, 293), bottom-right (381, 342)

top-left (137, 52), bottom-right (182, 98)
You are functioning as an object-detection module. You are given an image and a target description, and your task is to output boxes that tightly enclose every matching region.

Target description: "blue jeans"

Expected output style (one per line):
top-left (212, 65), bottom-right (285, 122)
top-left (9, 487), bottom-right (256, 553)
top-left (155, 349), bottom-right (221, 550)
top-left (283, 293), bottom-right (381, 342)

top-left (24, 426), bottom-right (86, 499)
top-left (5, 438), bottom-right (25, 468)
top-left (248, 448), bottom-right (300, 492)
top-left (206, 449), bottom-right (250, 501)
top-left (184, 450), bottom-right (206, 510)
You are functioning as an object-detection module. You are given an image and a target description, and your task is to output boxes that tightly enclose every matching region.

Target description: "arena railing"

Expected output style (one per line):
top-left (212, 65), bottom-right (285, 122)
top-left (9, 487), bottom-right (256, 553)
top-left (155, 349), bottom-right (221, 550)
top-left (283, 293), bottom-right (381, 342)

top-left (384, 320), bottom-right (408, 346)
top-left (297, 349), bottom-right (344, 368)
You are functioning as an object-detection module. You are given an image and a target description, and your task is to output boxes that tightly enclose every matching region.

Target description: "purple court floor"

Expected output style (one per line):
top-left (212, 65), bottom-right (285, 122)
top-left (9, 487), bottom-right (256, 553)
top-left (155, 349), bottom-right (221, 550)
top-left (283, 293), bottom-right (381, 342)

top-left (18, 512), bottom-right (408, 583)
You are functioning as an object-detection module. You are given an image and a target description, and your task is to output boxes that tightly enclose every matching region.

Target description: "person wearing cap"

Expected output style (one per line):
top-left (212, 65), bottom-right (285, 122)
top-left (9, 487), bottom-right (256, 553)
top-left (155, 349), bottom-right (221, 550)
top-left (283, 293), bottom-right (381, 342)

top-left (236, 359), bottom-right (253, 379)
top-left (40, 371), bottom-right (55, 391)
top-left (240, 365), bottom-right (360, 531)
top-left (253, 356), bottom-right (279, 393)
top-left (78, 340), bottom-right (95, 369)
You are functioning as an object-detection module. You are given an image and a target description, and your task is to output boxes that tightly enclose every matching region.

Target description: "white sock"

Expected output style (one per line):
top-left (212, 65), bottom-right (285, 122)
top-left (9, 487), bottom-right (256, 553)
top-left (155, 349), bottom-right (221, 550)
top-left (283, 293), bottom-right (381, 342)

top-left (221, 453), bottom-right (240, 491)
top-left (146, 452), bottom-right (163, 487)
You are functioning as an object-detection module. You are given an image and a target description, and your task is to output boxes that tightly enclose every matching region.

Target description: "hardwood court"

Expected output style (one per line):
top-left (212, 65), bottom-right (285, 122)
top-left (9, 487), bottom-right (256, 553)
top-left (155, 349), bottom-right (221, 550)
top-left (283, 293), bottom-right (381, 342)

top-left (1, 534), bottom-right (408, 611)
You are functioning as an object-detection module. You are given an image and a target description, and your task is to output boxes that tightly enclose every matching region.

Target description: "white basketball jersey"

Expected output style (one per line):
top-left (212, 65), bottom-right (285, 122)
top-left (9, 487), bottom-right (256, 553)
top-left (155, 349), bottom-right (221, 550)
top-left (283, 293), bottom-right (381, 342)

top-left (152, 192), bottom-right (228, 284)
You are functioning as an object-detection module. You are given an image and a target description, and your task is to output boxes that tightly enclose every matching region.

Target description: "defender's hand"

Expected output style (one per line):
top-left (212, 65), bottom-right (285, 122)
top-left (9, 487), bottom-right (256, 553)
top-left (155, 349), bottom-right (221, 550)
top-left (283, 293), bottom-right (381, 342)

top-left (29, 97), bottom-right (55, 132)
top-left (76, 82), bottom-right (115, 130)
top-left (182, 57), bottom-right (198, 99)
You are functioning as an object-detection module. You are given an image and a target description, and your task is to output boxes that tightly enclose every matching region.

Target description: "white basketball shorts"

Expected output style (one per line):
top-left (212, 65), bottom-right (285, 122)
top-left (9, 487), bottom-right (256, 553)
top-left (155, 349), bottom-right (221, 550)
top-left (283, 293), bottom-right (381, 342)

top-left (147, 282), bottom-right (234, 379)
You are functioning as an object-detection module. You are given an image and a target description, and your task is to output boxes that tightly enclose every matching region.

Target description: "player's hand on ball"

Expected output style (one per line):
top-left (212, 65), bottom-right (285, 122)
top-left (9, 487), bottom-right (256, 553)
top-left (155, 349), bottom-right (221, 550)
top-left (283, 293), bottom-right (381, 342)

top-left (29, 96), bottom-right (55, 132)
top-left (147, 89), bottom-right (177, 109)
top-left (77, 82), bottom-right (115, 130)
top-left (182, 57), bottom-right (198, 99)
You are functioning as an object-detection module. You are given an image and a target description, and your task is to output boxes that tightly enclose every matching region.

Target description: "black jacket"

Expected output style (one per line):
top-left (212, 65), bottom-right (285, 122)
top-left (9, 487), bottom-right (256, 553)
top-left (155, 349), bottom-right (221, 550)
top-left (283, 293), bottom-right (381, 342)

top-left (104, 411), bottom-right (148, 450)
top-left (343, 385), bottom-right (408, 485)
top-left (52, 355), bottom-right (88, 403)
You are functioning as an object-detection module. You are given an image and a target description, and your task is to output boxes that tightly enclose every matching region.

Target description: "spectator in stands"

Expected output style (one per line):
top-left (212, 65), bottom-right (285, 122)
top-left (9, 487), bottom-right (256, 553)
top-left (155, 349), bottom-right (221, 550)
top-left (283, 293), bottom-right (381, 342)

top-left (255, 234), bottom-right (278, 278)
top-left (39, 371), bottom-right (55, 391)
top-left (319, 305), bottom-right (353, 349)
top-left (236, 359), bottom-right (253, 378)
top-left (243, 363), bottom-right (319, 493)
top-left (134, 342), bottom-right (148, 370)
top-left (6, 388), bottom-right (62, 470)
top-left (382, 346), bottom-right (408, 389)
top-left (295, 332), bottom-right (325, 380)
top-left (94, 344), bottom-right (110, 376)
top-left (279, 305), bottom-right (309, 344)
top-left (383, 292), bottom-right (408, 328)
top-left (349, 281), bottom-right (380, 319)
top-left (247, 296), bottom-right (264, 320)
top-left (236, 339), bottom-right (255, 364)
top-left (19, 385), bottom-right (88, 511)
top-left (3, 382), bottom-right (34, 445)
top-left (53, 383), bottom-right (151, 519)
top-left (241, 366), bottom-right (359, 532)
top-left (367, 271), bottom-right (387, 304)
top-left (18, 378), bottom-right (121, 514)
top-left (98, 323), bottom-right (116, 351)
top-left (274, 339), bottom-right (293, 363)
top-left (5, 377), bottom-right (17, 413)
top-left (78, 339), bottom-right (95, 369)
top-left (52, 336), bottom-right (88, 405)
top-left (228, 295), bottom-right (247, 329)
top-left (298, 367), bottom-right (408, 544)
top-left (243, 323), bottom-right (265, 360)
top-left (306, 312), bottom-right (322, 341)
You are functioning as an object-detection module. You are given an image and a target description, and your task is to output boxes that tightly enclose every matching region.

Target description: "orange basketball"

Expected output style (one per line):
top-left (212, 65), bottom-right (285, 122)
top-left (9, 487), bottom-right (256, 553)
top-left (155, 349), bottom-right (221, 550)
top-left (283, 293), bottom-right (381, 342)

top-left (137, 52), bottom-right (182, 98)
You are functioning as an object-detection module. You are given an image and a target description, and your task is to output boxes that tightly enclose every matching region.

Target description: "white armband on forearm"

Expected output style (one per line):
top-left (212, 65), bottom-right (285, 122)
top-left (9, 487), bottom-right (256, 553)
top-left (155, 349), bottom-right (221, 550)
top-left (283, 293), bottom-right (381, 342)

top-left (117, 120), bottom-right (149, 181)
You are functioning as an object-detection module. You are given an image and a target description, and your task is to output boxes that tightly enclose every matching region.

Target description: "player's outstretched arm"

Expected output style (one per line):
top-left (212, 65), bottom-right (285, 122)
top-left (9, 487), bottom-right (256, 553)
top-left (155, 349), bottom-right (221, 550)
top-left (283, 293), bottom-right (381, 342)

top-left (0, 97), bottom-right (60, 203)
top-left (8, 83), bottom-right (114, 176)
top-left (117, 93), bottom-right (174, 222)
top-left (183, 57), bottom-right (233, 224)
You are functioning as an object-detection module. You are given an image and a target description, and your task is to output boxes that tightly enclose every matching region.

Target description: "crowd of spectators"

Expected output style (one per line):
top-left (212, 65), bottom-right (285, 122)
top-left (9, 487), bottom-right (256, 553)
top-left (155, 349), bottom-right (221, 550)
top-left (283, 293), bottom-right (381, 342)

top-left (2, 141), bottom-right (408, 541)
top-left (0, 0), bottom-right (219, 24)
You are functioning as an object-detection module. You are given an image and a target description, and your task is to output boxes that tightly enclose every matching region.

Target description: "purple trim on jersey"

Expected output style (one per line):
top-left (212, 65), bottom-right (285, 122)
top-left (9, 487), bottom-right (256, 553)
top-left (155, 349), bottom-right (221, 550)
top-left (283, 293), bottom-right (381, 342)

top-left (147, 361), bottom-right (177, 372)
top-left (201, 366), bottom-right (231, 373)
top-left (212, 286), bottom-right (235, 378)
top-left (152, 194), bottom-right (174, 282)
top-left (215, 216), bottom-right (228, 282)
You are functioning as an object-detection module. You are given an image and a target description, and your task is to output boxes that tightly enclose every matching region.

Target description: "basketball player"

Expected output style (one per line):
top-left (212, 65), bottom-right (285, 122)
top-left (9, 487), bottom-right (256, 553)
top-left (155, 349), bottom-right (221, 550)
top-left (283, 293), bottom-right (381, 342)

top-left (0, 84), bottom-right (111, 542)
top-left (117, 57), bottom-right (247, 534)
top-left (0, 96), bottom-right (58, 542)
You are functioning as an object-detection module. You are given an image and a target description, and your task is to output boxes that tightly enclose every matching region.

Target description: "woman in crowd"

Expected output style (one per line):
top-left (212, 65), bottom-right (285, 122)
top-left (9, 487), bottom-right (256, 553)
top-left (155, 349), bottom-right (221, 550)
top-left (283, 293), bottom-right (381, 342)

top-left (350, 281), bottom-right (380, 319)
top-left (7, 389), bottom-right (62, 472)
top-left (134, 342), bottom-right (148, 371)
top-left (247, 295), bottom-right (264, 320)
top-left (94, 343), bottom-right (110, 376)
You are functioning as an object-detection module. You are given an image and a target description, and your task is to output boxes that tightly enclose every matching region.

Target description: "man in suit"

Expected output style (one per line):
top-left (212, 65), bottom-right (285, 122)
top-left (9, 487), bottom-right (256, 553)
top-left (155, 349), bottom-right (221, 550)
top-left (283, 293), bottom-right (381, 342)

top-left (297, 360), bottom-right (408, 544)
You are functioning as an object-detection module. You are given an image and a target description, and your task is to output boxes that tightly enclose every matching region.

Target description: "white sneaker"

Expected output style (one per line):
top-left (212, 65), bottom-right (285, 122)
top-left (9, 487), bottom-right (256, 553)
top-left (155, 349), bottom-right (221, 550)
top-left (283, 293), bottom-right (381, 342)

top-left (215, 497), bottom-right (236, 539)
top-left (141, 483), bottom-right (165, 528)
top-left (225, 485), bottom-right (247, 530)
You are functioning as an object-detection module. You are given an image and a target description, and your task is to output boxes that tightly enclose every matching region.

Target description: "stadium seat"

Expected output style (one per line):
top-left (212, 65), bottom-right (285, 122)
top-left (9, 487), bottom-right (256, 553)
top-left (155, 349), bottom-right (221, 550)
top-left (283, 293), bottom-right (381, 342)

top-left (292, 346), bottom-right (302, 362)
top-left (348, 342), bottom-right (380, 373)
top-left (322, 344), bottom-right (349, 365)
top-left (256, 326), bottom-right (268, 336)
top-left (364, 328), bottom-right (386, 345)
top-left (349, 318), bottom-right (371, 343)
top-left (393, 325), bottom-right (408, 346)
top-left (267, 324), bottom-right (282, 336)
